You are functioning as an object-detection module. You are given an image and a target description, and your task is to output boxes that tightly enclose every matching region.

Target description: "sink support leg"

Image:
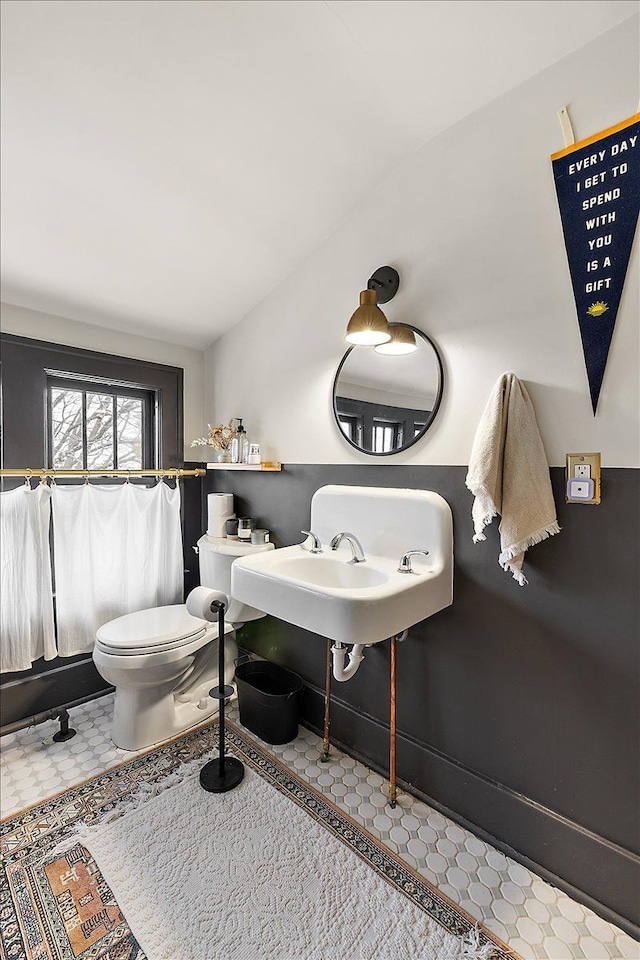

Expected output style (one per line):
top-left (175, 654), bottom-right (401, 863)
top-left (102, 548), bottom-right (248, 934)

top-left (321, 638), bottom-right (332, 762)
top-left (389, 634), bottom-right (397, 807)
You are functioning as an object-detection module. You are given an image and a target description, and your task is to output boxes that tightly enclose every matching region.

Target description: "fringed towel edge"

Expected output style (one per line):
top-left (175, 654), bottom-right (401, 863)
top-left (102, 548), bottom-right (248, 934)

top-left (465, 476), bottom-right (498, 542)
top-left (499, 521), bottom-right (562, 564)
top-left (500, 559), bottom-right (528, 587)
top-left (498, 521), bottom-right (562, 586)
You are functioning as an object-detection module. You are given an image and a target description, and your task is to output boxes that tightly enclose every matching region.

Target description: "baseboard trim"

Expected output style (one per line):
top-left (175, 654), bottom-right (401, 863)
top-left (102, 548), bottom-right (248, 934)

top-left (0, 659), bottom-right (111, 727)
top-left (299, 683), bottom-right (640, 937)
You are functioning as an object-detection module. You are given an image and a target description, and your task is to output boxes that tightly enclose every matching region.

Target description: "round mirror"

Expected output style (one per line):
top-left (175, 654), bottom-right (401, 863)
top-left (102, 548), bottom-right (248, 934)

top-left (332, 325), bottom-right (443, 455)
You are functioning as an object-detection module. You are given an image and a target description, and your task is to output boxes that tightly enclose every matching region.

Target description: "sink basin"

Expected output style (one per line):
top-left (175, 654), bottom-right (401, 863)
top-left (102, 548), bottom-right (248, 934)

top-left (273, 555), bottom-right (389, 589)
top-left (231, 485), bottom-right (453, 646)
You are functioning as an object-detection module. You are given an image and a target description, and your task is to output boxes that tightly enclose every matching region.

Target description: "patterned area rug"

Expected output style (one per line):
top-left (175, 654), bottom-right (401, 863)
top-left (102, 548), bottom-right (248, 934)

top-left (1, 719), bottom-right (517, 960)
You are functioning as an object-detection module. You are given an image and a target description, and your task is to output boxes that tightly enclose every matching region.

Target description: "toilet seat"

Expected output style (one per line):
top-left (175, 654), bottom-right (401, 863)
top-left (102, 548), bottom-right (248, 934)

top-left (95, 604), bottom-right (223, 657)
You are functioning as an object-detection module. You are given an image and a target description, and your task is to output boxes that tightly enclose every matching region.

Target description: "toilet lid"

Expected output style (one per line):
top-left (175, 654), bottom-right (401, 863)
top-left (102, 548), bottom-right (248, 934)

top-left (96, 605), bottom-right (210, 652)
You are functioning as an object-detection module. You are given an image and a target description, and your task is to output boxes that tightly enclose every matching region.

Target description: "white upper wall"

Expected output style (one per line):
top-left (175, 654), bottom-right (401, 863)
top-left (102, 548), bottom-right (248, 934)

top-left (0, 301), bottom-right (204, 461)
top-left (204, 19), bottom-right (639, 468)
top-left (1, 0), bottom-right (636, 348)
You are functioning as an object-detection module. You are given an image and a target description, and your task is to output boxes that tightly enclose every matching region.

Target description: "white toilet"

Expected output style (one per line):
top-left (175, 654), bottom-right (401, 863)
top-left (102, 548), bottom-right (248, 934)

top-left (93, 535), bottom-right (273, 751)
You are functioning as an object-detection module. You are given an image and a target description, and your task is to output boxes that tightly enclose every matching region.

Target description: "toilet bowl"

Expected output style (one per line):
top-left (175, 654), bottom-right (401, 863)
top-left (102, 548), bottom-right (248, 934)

top-left (93, 535), bottom-right (273, 751)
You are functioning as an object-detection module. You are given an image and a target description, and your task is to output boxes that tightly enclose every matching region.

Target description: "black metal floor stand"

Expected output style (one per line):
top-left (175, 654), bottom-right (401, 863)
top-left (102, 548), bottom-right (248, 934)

top-left (199, 599), bottom-right (244, 793)
top-left (52, 709), bottom-right (76, 742)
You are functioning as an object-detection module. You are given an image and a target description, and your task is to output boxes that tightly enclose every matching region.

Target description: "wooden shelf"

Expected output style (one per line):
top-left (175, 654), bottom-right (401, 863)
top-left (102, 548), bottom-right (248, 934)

top-left (206, 462), bottom-right (282, 472)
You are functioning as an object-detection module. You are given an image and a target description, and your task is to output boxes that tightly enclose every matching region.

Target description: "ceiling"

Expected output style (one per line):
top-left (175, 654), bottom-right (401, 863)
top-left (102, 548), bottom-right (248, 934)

top-left (1, 0), bottom-right (636, 350)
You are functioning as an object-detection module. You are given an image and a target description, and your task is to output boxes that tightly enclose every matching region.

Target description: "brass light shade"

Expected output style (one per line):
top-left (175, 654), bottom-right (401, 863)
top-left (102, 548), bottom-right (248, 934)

top-left (374, 323), bottom-right (417, 355)
top-left (345, 289), bottom-right (391, 346)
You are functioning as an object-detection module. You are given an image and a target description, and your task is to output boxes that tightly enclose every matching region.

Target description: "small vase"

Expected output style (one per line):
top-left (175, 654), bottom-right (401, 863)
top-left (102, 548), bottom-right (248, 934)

top-left (214, 449), bottom-right (231, 464)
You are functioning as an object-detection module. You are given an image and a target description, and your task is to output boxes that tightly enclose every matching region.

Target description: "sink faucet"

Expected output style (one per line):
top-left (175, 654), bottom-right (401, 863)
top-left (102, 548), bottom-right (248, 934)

top-left (397, 549), bottom-right (430, 573)
top-left (301, 530), bottom-right (323, 554)
top-left (330, 531), bottom-right (366, 563)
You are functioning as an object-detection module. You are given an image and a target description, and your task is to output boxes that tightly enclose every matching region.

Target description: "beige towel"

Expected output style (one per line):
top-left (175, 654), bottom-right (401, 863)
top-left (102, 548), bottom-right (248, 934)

top-left (465, 373), bottom-right (560, 585)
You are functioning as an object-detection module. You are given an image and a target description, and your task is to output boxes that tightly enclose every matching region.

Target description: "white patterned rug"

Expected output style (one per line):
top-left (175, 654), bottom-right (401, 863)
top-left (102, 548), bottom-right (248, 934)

top-left (1, 719), bottom-right (515, 960)
top-left (63, 725), bottom-right (510, 960)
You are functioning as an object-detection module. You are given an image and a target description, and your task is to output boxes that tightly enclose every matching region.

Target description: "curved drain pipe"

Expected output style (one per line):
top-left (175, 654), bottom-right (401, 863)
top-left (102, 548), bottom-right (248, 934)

top-left (331, 642), bottom-right (366, 682)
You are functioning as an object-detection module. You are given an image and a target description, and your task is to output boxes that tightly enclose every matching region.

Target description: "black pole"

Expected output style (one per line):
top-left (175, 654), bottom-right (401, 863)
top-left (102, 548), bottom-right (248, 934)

top-left (217, 602), bottom-right (225, 779)
top-left (199, 599), bottom-right (244, 793)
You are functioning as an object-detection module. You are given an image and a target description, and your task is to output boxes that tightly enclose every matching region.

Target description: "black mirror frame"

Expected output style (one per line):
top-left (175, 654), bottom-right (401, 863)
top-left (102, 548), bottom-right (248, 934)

top-left (332, 324), bottom-right (444, 457)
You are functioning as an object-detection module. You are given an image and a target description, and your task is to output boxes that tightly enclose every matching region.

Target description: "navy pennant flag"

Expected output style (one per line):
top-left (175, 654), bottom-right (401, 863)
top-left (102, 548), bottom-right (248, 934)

top-left (551, 114), bottom-right (640, 414)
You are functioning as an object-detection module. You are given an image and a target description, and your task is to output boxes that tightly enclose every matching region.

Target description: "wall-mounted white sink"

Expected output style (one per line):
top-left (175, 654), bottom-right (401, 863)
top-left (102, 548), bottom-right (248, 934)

top-left (232, 485), bottom-right (453, 646)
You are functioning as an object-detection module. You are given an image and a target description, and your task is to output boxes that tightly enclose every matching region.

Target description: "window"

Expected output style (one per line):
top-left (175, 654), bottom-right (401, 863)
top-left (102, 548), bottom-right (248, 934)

top-left (372, 419), bottom-right (402, 453)
top-left (47, 377), bottom-right (155, 470)
top-left (338, 413), bottom-right (363, 446)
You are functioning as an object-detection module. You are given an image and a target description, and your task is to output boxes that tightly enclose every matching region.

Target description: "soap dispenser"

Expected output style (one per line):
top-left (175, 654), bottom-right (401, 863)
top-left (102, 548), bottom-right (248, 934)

top-left (232, 418), bottom-right (250, 464)
top-left (230, 420), bottom-right (240, 463)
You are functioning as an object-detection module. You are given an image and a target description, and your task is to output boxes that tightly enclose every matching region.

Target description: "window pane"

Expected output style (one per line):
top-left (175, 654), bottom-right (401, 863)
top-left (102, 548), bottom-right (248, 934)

top-left (86, 393), bottom-right (115, 469)
top-left (372, 424), bottom-right (391, 453)
top-left (117, 396), bottom-right (144, 469)
top-left (48, 379), bottom-right (151, 472)
top-left (372, 420), bottom-right (402, 453)
top-left (50, 387), bottom-right (84, 468)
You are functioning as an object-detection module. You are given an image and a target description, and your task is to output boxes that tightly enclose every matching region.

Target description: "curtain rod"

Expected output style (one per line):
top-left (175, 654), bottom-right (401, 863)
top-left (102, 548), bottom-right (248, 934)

top-left (0, 468), bottom-right (206, 478)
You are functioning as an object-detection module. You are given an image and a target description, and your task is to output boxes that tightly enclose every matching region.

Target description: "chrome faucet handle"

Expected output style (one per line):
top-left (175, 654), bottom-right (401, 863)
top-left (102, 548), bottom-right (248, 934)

top-left (397, 549), bottom-right (430, 574)
top-left (330, 531), bottom-right (366, 563)
top-left (301, 530), bottom-right (323, 554)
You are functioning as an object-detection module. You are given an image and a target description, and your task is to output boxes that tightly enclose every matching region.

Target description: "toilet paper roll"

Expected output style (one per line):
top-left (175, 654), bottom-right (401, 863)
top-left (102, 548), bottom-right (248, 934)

top-left (186, 586), bottom-right (229, 622)
top-left (207, 493), bottom-right (234, 517)
top-left (207, 493), bottom-right (234, 538)
top-left (207, 513), bottom-right (235, 538)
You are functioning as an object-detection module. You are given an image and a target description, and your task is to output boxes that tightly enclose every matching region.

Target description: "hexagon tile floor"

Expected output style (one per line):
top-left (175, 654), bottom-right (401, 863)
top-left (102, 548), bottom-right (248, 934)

top-left (1, 694), bottom-right (637, 960)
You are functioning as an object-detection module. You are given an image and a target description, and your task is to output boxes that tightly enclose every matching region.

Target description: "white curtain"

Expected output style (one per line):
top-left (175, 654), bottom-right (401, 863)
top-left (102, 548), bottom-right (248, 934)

top-left (52, 481), bottom-right (183, 657)
top-left (1, 485), bottom-right (57, 672)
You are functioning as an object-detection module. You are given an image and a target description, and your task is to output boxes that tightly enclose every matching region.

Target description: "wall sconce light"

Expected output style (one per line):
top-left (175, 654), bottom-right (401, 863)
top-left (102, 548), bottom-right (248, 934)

top-left (345, 266), bottom-right (400, 345)
top-left (374, 323), bottom-right (417, 355)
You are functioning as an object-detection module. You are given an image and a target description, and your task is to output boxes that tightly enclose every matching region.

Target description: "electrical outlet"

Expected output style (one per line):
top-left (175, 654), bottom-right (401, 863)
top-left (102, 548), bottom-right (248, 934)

top-left (566, 453), bottom-right (601, 504)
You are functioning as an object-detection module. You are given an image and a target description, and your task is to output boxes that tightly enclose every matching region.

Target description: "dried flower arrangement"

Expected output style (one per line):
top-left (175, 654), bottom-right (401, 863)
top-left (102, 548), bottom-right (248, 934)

top-left (191, 419), bottom-right (236, 450)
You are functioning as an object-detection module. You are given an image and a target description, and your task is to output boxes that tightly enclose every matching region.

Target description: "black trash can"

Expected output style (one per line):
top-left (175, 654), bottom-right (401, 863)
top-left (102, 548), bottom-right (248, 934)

top-left (235, 659), bottom-right (303, 745)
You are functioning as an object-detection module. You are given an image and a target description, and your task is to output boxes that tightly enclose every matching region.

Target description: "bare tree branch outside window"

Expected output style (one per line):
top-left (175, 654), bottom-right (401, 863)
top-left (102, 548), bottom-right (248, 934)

top-left (50, 386), bottom-right (145, 470)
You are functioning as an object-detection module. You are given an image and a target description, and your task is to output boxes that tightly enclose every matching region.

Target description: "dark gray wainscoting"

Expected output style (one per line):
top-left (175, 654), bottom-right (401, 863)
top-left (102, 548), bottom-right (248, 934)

top-left (204, 464), bottom-right (640, 934)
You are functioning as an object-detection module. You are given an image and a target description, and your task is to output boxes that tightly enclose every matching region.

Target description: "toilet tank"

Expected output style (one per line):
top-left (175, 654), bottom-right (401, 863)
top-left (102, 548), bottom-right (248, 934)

top-left (197, 535), bottom-right (273, 626)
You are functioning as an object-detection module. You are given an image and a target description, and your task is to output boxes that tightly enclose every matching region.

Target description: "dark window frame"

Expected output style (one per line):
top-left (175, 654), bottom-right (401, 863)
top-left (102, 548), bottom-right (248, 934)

top-left (337, 412), bottom-right (363, 447)
top-left (0, 332), bottom-right (183, 474)
top-left (46, 373), bottom-right (156, 471)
